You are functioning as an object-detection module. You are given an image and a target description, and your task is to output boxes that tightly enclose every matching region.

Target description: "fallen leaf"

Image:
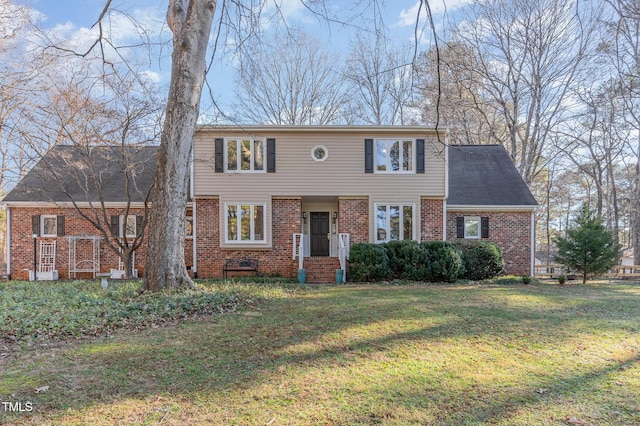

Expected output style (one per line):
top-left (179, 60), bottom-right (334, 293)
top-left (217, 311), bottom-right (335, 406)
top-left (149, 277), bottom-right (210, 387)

top-left (567, 417), bottom-right (586, 425)
top-left (536, 388), bottom-right (549, 394)
top-left (35, 386), bottom-right (49, 393)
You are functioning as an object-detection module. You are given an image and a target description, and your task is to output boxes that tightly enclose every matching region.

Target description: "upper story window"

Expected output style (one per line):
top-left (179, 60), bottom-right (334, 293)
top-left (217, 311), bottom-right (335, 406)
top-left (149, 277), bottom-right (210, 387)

top-left (226, 138), bottom-right (265, 172)
top-left (375, 139), bottom-right (414, 173)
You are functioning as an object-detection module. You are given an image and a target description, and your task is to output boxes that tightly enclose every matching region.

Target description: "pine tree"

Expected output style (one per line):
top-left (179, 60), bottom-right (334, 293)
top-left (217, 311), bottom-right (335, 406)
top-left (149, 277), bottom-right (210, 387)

top-left (554, 204), bottom-right (619, 284)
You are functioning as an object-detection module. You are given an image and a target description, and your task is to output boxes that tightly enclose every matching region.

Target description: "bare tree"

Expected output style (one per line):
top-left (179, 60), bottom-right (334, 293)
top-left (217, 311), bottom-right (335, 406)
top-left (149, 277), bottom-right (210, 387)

top-left (343, 33), bottom-right (414, 125)
top-left (18, 61), bottom-right (162, 278)
top-left (233, 31), bottom-right (346, 125)
top-left (449, 0), bottom-right (598, 185)
top-left (602, 0), bottom-right (640, 263)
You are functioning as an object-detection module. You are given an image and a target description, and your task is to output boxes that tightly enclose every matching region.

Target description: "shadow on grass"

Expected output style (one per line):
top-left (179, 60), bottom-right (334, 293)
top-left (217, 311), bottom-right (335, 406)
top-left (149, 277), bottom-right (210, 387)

top-left (1, 283), bottom-right (639, 424)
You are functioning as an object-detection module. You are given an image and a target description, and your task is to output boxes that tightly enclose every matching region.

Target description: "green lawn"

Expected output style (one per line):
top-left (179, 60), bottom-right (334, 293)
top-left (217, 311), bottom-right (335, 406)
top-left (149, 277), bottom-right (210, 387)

top-left (1, 280), bottom-right (639, 425)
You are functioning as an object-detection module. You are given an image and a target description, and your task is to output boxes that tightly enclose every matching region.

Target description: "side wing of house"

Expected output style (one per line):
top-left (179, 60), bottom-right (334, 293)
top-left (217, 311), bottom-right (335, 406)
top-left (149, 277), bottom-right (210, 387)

top-left (192, 125), bottom-right (447, 282)
top-left (445, 145), bottom-right (538, 276)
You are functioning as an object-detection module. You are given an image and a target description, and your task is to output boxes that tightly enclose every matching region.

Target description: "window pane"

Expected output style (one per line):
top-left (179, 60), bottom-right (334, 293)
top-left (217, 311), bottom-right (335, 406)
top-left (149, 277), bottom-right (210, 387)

top-left (241, 140), bottom-right (251, 171)
top-left (254, 205), bottom-right (264, 240)
top-left (253, 139), bottom-right (264, 171)
top-left (43, 217), bottom-right (56, 236)
top-left (390, 141), bottom-right (400, 171)
top-left (403, 206), bottom-right (413, 240)
top-left (465, 218), bottom-right (479, 237)
top-left (126, 216), bottom-right (136, 237)
top-left (227, 140), bottom-right (237, 171)
top-left (403, 141), bottom-right (412, 171)
top-left (185, 217), bottom-right (193, 237)
top-left (376, 205), bottom-right (387, 241)
top-left (376, 141), bottom-right (387, 171)
top-left (240, 205), bottom-right (251, 240)
top-left (227, 205), bottom-right (238, 240)
top-left (390, 205), bottom-right (400, 240)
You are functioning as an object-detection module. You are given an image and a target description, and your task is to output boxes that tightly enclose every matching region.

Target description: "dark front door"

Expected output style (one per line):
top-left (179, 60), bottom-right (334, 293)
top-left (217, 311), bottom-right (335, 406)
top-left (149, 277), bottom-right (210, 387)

top-left (310, 212), bottom-right (330, 256)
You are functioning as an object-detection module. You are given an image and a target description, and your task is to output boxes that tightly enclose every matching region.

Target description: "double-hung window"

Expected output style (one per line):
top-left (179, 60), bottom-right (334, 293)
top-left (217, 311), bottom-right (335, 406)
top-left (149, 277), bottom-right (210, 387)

top-left (41, 215), bottom-right (58, 237)
top-left (456, 216), bottom-right (489, 239)
top-left (225, 138), bottom-right (265, 172)
top-left (225, 204), bottom-right (266, 243)
top-left (375, 204), bottom-right (414, 242)
top-left (375, 139), bottom-right (414, 173)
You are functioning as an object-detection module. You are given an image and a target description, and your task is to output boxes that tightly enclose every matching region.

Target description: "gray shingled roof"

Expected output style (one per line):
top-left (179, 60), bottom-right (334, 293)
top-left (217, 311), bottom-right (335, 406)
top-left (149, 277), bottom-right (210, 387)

top-left (3, 145), bottom-right (157, 203)
top-left (448, 145), bottom-right (537, 206)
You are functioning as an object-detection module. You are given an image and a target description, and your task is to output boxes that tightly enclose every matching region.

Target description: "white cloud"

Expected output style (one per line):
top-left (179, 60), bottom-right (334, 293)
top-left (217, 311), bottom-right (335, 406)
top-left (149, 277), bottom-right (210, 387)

top-left (398, 0), bottom-right (473, 27)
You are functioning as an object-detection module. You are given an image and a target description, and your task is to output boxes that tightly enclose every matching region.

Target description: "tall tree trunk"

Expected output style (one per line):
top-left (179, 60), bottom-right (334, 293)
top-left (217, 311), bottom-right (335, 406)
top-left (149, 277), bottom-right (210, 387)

top-left (143, 0), bottom-right (217, 291)
top-left (633, 133), bottom-right (640, 265)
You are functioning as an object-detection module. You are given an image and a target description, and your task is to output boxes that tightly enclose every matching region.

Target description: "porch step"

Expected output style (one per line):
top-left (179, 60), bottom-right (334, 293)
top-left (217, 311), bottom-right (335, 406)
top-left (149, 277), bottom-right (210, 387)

top-left (303, 257), bottom-right (342, 283)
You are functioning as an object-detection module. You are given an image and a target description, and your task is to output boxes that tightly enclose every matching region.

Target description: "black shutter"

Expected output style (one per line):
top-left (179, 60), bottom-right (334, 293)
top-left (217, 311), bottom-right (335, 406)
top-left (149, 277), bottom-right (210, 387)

top-left (267, 138), bottom-right (276, 173)
top-left (481, 217), bottom-right (489, 238)
top-left (31, 215), bottom-right (40, 236)
top-left (416, 139), bottom-right (425, 174)
top-left (365, 139), bottom-right (374, 173)
top-left (456, 217), bottom-right (464, 238)
top-left (214, 138), bottom-right (224, 173)
top-left (110, 215), bottom-right (120, 237)
top-left (56, 215), bottom-right (65, 236)
top-left (136, 215), bottom-right (143, 235)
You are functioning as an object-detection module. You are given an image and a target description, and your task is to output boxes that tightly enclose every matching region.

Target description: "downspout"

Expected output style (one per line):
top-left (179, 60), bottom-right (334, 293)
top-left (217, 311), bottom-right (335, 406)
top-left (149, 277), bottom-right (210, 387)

top-left (5, 208), bottom-right (10, 279)
top-left (530, 210), bottom-right (536, 276)
top-left (443, 140), bottom-right (449, 241)
top-left (192, 198), bottom-right (197, 277)
top-left (190, 147), bottom-right (197, 278)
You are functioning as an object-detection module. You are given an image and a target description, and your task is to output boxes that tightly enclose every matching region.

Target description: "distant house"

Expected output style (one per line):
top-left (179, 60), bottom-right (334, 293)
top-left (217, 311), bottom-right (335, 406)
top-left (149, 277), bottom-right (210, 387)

top-left (2, 126), bottom-right (537, 282)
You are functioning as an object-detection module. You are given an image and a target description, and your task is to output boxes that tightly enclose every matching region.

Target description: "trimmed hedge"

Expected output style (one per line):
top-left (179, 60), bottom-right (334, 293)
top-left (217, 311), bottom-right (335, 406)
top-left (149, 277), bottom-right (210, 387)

top-left (348, 243), bottom-right (390, 282)
top-left (348, 240), bottom-right (467, 283)
top-left (457, 241), bottom-right (505, 280)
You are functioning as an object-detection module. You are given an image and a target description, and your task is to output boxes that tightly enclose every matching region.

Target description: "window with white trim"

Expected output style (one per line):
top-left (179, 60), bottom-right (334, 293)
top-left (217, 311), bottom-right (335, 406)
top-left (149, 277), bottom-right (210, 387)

top-left (375, 204), bottom-right (414, 242)
top-left (375, 139), bottom-right (414, 173)
top-left (464, 216), bottom-right (480, 239)
top-left (185, 216), bottom-right (194, 239)
top-left (225, 138), bottom-right (265, 172)
top-left (41, 215), bottom-right (58, 237)
top-left (122, 215), bottom-right (137, 238)
top-left (225, 204), bottom-right (266, 243)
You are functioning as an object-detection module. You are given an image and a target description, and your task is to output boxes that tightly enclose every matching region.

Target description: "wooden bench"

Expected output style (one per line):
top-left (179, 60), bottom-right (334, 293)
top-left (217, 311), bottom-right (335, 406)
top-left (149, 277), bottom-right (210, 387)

top-left (223, 258), bottom-right (259, 278)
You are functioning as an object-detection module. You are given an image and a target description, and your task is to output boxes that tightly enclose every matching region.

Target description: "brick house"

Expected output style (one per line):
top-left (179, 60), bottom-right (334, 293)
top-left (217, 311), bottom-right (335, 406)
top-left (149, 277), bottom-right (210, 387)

top-left (2, 126), bottom-right (537, 282)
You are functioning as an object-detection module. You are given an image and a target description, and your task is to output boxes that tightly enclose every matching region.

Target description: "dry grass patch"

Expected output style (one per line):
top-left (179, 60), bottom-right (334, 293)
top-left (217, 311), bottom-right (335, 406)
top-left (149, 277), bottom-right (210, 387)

top-left (1, 280), bottom-right (639, 425)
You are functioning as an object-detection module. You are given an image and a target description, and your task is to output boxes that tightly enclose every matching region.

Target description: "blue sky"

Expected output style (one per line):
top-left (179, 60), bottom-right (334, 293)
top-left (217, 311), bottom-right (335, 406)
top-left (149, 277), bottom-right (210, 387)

top-left (25, 0), bottom-right (471, 114)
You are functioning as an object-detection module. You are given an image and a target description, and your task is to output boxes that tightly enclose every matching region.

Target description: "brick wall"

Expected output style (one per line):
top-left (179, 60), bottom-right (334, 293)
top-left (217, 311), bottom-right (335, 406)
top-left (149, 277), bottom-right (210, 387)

top-left (338, 198), bottom-right (369, 244)
top-left (446, 211), bottom-right (533, 276)
top-left (421, 198), bottom-right (444, 241)
top-left (195, 198), bottom-right (299, 278)
top-left (8, 206), bottom-right (193, 280)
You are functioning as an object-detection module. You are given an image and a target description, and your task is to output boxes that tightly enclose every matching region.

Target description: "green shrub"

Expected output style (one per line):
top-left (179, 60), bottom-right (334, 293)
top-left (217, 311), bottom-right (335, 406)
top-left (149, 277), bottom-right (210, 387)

top-left (384, 240), bottom-right (428, 280)
top-left (420, 241), bottom-right (464, 283)
top-left (348, 243), bottom-right (390, 281)
top-left (457, 241), bottom-right (505, 280)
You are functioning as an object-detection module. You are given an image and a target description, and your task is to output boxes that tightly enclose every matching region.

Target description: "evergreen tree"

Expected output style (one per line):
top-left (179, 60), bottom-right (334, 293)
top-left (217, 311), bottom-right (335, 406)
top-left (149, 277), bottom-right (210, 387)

top-left (554, 204), bottom-right (619, 284)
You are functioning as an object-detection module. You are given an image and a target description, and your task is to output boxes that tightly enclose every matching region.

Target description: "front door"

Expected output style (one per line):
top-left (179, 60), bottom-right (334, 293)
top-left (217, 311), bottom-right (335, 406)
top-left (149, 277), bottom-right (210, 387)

top-left (310, 212), bottom-right (330, 256)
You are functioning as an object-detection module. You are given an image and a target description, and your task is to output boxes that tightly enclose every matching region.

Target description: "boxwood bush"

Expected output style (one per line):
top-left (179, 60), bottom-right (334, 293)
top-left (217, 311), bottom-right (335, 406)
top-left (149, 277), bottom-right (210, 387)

top-left (457, 241), bottom-right (505, 280)
top-left (384, 240), bottom-right (428, 280)
top-left (420, 241), bottom-right (464, 283)
top-left (348, 243), bottom-right (391, 281)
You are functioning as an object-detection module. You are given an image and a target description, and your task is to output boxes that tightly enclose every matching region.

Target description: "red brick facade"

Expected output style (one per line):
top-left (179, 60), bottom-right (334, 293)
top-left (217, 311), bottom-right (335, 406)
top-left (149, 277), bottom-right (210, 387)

top-left (421, 198), bottom-right (445, 241)
top-left (195, 198), bottom-right (300, 279)
top-left (8, 206), bottom-right (193, 281)
top-left (446, 211), bottom-right (533, 276)
top-left (338, 198), bottom-right (369, 244)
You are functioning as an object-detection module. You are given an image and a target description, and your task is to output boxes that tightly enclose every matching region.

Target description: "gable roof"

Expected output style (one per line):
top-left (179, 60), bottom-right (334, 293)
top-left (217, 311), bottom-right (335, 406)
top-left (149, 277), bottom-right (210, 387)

top-left (447, 145), bottom-right (537, 207)
top-left (2, 145), bottom-right (157, 204)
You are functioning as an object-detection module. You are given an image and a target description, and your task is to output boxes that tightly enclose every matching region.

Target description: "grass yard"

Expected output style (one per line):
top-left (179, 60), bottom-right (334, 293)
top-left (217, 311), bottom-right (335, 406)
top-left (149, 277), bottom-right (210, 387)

top-left (1, 279), bottom-right (639, 425)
